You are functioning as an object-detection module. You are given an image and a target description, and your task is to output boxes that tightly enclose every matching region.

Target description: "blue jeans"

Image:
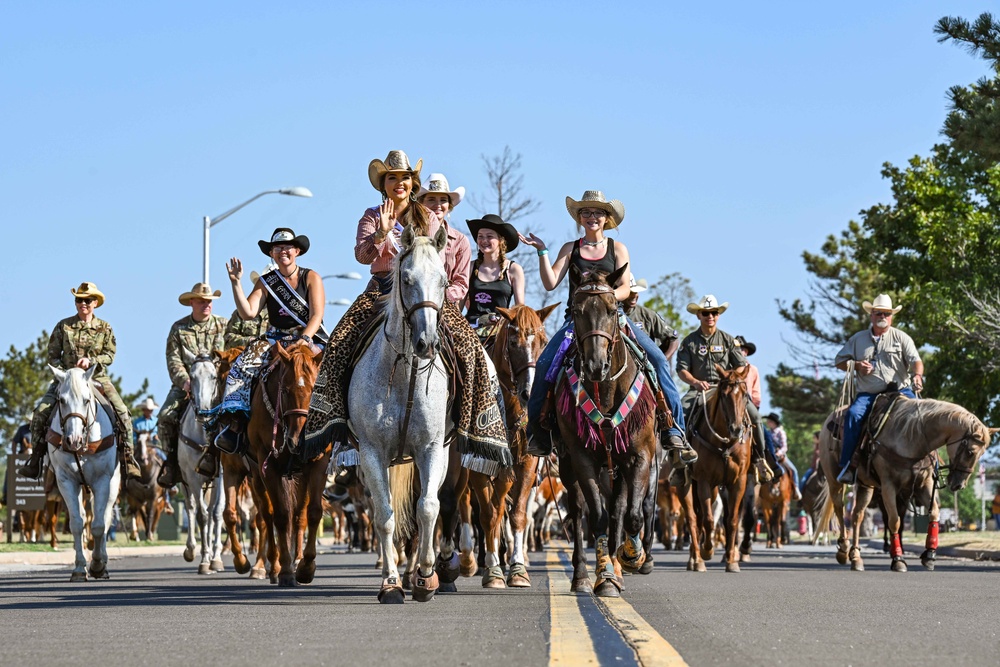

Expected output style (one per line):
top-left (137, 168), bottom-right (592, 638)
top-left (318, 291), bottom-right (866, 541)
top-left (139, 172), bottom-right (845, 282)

top-left (526, 315), bottom-right (685, 439)
top-left (839, 387), bottom-right (916, 470)
top-left (763, 426), bottom-right (778, 461)
top-left (782, 456), bottom-right (800, 489)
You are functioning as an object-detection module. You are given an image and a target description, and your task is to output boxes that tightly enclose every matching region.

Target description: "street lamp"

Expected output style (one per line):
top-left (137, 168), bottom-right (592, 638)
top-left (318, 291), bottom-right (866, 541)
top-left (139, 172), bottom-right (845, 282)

top-left (202, 187), bottom-right (313, 284)
top-left (322, 272), bottom-right (363, 281)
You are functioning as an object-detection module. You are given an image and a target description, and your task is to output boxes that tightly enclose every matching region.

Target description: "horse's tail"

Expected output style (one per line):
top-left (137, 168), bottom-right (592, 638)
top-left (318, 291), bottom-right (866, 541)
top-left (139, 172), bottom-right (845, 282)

top-left (389, 461), bottom-right (417, 542)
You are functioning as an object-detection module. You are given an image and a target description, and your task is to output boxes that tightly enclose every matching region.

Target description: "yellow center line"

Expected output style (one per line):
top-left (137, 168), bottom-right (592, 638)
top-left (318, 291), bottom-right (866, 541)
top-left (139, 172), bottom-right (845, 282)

top-left (597, 595), bottom-right (690, 667)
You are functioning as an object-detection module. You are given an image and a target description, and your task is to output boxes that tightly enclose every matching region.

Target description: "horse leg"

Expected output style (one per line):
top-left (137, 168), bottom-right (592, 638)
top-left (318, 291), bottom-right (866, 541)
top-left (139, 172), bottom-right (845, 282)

top-left (247, 475), bottom-right (271, 580)
top-left (262, 462), bottom-right (297, 587)
top-left (575, 454), bottom-right (615, 596)
top-left (848, 484), bottom-right (875, 571)
top-left (296, 453), bottom-right (330, 585)
top-left (696, 482), bottom-right (715, 562)
top-left (60, 475), bottom-right (89, 582)
top-left (739, 474), bottom-right (755, 561)
top-left (223, 464), bottom-right (251, 574)
top-left (360, 449), bottom-right (403, 604)
top-left (921, 477), bottom-right (939, 570)
top-left (617, 449), bottom-right (652, 578)
top-left (470, 473), bottom-right (504, 589)
top-left (457, 469), bottom-right (477, 577)
top-left (87, 457), bottom-right (118, 580)
top-left (410, 444), bottom-right (447, 602)
top-left (560, 460), bottom-right (592, 592)
top-left (880, 482), bottom-right (907, 572)
top-left (435, 446), bottom-right (463, 591)
top-left (209, 474), bottom-right (226, 572)
top-left (637, 454), bottom-right (659, 574)
top-left (681, 482), bottom-right (704, 572)
top-left (182, 483), bottom-right (198, 565)
top-left (506, 455), bottom-right (536, 587)
top-left (194, 484), bottom-right (214, 575)
top-left (828, 479), bottom-right (850, 565)
top-left (724, 475), bottom-right (748, 573)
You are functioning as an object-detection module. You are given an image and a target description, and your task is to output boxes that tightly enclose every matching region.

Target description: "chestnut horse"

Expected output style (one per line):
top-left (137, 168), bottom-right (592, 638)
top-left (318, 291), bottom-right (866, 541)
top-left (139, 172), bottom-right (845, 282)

top-left (246, 341), bottom-right (327, 587)
top-left (123, 431), bottom-right (167, 541)
top-left (757, 472), bottom-right (792, 548)
top-left (555, 265), bottom-right (658, 598)
top-left (818, 397), bottom-right (995, 572)
top-left (679, 364), bottom-right (753, 573)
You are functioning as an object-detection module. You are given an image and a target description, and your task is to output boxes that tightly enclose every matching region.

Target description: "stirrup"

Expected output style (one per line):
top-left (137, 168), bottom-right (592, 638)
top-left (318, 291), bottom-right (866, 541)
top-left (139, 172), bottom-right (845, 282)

top-left (157, 462), bottom-right (180, 489)
top-left (836, 465), bottom-right (856, 485)
top-left (525, 431), bottom-right (552, 457)
top-left (215, 426), bottom-right (243, 455)
top-left (754, 459), bottom-right (774, 484)
top-left (17, 456), bottom-right (44, 480)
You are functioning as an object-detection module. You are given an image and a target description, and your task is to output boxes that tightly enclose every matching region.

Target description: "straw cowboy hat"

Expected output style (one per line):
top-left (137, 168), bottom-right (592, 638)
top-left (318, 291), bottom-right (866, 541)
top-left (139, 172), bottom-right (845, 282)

top-left (139, 397), bottom-right (159, 411)
top-left (368, 150), bottom-right (423, 192)
top-left (863, 294), bottom-right (902, 314)
top-left (258, 227), bottom-right (310, 256)
top-left (565, 190), bottom-right (626, 229)
top-left (417, 173), bottom-right (465, 207)
top-left (178, 282), bottom-right (222, 306)
top-left (629, 277), bottom-right (649, 293)
top-left (686, 294), bottom-right (729, 315)
top-left (467, 213), bottom-right (519, 251)
top-left (70, 282), bottom-right (105, 308)
top-left (734, 335), bottom-right (756, 356)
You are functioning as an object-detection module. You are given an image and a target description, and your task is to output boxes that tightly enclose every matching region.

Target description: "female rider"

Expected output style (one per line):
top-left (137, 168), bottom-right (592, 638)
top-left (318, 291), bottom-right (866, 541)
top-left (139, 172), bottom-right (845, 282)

top-left (464, 213), bottom-right (525, 335)
top-left (519, 191), bottom-right (695, 466)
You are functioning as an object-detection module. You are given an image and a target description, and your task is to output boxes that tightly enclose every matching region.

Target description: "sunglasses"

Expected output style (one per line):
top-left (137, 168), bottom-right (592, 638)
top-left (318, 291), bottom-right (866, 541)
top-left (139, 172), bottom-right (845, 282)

top-left (75, 298), bottom-right (96, 304)
top-left (699, 310), bottom-right (719, 317)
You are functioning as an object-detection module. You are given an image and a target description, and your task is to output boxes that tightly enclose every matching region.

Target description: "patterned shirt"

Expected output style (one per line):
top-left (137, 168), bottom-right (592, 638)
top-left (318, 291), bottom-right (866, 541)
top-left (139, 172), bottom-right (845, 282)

top-left (224, 309), bottom-right (270, 349)
top-left (165, 314), bottom-right (227, 389)
top-left (48, 315), bottom-right (116, 377)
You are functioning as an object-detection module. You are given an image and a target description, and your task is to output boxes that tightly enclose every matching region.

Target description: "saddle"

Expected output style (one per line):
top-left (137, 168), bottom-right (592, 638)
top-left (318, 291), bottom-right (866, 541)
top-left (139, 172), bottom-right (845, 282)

top-left (45, 380), bottom-right (122, 454)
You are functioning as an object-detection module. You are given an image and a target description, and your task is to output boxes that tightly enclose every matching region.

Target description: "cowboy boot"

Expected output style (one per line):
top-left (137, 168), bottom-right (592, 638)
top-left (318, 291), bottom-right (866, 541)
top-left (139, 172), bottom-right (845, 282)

top-left (196, 448), bottom-right (219, 477)
top-left (525, 423), bottom-right (553, 457)
top-left (157, 445), bottom-right (181, 488)
top-left (121, 443), bottom-right (142, 480)
top-left (663, 432), bottom-right (698, 469)
top-left (16, 446), bottom-right (45, 480)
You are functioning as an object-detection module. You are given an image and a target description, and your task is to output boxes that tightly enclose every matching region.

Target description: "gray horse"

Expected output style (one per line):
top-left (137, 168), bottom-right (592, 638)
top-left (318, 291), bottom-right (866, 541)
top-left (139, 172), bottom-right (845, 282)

top-left (349, 224), bottom-right (453, 604)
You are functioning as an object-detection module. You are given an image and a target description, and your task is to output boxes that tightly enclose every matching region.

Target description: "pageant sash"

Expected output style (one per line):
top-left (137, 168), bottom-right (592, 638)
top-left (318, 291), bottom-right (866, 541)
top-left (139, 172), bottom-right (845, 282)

top-left (261, 270), bottom-right (330, 341)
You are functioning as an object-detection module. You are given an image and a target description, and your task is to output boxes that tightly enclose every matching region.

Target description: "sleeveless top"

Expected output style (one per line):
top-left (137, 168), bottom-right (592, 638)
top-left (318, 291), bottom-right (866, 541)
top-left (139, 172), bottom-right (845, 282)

top-left (264, 267), bottom-right (315, 333)
top-left (566, 238), bottom-right (617, 318)
top-left (466, 259), bottom-right (514, 322)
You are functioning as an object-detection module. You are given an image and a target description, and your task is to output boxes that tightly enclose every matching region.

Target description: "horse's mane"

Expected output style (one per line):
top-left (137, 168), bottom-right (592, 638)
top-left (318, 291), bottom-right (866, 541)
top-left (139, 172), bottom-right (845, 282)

top-left (282, 343), bottom-right (321, 379)
top-left (892, 398), bottom-right (979, 443)
top-left (62, 368), bottom-right (91, 396)
top-left (506, 305), bottom-right (545, 344)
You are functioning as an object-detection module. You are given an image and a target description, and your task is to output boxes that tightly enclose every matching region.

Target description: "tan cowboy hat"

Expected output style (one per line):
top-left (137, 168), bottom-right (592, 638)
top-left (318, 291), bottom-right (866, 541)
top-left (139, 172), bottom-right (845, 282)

top-left (565, 190), bottom-right (626, 229)
top-left (368, 150), bottom-right (423, 192)
top-left (178, 282), bottom-right (222, 305)
top-left (417, 172), bottom-right (465, 207)
top-left (70, 282), bottom-right (105, 308)
top-left (139, 397), bottom-right (159, 411)
top-left (686, 294), bottom-right (729, 315)
top-left (629, 277), bottom-right (649, 293)
top-left (863, 294), bottom-right (902, 314)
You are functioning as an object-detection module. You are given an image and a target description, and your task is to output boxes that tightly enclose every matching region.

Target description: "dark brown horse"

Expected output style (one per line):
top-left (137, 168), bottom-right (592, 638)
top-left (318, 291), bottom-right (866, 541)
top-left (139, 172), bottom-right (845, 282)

top-left (555, 265), bottom-right (658, 597)
top-left (679, 364), bottom-right (753, 572)
top-left (758, 471), bottom-right (793, 548)
top-left (247, 341), bottom-right (328, 587)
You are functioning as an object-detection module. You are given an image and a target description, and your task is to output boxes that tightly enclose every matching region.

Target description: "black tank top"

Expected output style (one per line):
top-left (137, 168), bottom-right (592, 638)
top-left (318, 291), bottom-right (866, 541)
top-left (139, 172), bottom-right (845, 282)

top-left (566, 239), bottom-right (617, 318)
top-left (466, 259), bottom-right (514, 321)
top-left (265, 267), bottom-right (314, 332)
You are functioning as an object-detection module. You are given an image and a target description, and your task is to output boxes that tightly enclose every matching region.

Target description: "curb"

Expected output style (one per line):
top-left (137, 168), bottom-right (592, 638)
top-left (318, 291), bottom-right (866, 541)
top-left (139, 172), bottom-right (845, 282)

top-left (866, 539), bottom-right (1000, 562)
top-left (0, 545), bottom-right (185, 566)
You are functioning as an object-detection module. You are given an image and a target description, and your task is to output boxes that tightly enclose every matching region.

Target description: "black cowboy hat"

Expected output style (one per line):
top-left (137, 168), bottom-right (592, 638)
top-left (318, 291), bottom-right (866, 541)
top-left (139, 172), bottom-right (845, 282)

top-left (765, 412), bottom-right (781, 425)
top-left (467, 214), bottom-right (519, 251)
top-left (258, 227), bottom-right (310, 256)
top-left (734, 335), bottom-right (756, 356)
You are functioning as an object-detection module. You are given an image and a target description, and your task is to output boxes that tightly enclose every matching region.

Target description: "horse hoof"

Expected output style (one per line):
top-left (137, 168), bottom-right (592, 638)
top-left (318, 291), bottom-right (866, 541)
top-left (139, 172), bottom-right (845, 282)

top-left (571, 577), bottom-right (592, 593)
top-left (249, 568), bottom-right (267, 580)
top-left (295, 560), bottom-right (316, 585)
top-left (269, 575), bottom-right (279, 585)
top-left (70, 571), bottom-right (88, 582)
top-left (482, 566), bottom-right (506, 589)
top-left (87, 537), bottom-right (95, 551)
top-left (507, 563), bottom-right (531, 588)
top-left (459, 552), bottom-right (477, 578)
top-left (439, 581), bottom-right (458, 593)
top-left (836, 551), bottom-right (849, 566)
top-left (378, 584), bottom-right (405, 605)
top-left (701, 547), bottom-right (714, 561)
top-left (616, 543), bottom-right (646, 574)
top-left (278, 573), bottom-right (298, 587)
top-left (436, 552), bottom-right (462, 584)
top-left (891, 559), bottom-right (907, 573)
top-left (401, 571), bottom-right (413, 591)
top-left (210, 559), bottom-right (225, 572)
top-left (638, 559), bottom-right (654, 575)
top-left (183, 547), bottom-right (195, 563)
top-left (695, 561), bottom-right (706, 573)
top-left (851, 561), bottom-right (865, 572)
top-left (686, 559), bottom-right (694, 571)
top-left (594, 578), bottom-right (621, 598)
top-left (739, 553), bottom-right (751, 563)
top-left (233, 557), bottom-right (252, 575)
top-left (411, 571), bottom-right (440, 602)
top-left (198, 563), bottom-right (213, 575)
top-left (725, 562), bottom-right (740, 573)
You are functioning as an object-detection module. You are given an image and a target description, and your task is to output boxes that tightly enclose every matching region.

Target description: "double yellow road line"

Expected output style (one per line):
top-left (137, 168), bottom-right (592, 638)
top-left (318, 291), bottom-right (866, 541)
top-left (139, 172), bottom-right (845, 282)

top-left (545, 547), bottom-right (688, 667)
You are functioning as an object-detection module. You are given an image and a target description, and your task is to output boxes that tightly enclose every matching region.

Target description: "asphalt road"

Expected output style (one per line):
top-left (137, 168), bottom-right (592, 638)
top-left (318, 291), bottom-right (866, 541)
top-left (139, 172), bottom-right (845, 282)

top-left (1, 541), bottom-right (997, 667)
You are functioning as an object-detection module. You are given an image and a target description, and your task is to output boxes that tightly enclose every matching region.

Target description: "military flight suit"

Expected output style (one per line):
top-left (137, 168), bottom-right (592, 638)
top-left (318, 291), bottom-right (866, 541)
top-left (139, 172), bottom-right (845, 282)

top-left (27, 315), bottom-right (134, 474)
top-left (157, 314), bottom-right (227, 476)
top-left (224, 309), bottom-right (270, 350)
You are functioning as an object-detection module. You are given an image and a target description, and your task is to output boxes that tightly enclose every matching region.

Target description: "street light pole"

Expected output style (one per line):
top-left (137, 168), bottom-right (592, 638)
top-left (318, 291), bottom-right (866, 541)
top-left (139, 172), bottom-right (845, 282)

top-left (202, 187), bottom-right (312, 284)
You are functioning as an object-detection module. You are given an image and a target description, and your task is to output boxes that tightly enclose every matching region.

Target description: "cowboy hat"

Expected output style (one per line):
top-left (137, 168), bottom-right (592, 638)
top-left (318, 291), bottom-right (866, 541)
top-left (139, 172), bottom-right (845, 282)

top-left (139, 397), bottom-right (159, 411)
top-left (178, 282), bottom-right (222, 305)
top-left (258, 227), bottom-right (310, 256)
top-left (765, 412), bottom-right (781, 425)
top-left (368, 150), bottom-right (423, 192)
top-left (863, 294), bottom-right (902, 314)
top-left (70, 282), bottom-right (105, 308)
top-left (629, 277), bottom-right (649, 293)
top-left (417, 173), bottom-right (465, 207)
top-left (686, 294), bottom-right (729, 315)
top-left (734, 335), bottom-right (756, 356)
top-left (565, 190), bottom-right (626, 229)
top-left (467, 214), bottom-right (519, 251)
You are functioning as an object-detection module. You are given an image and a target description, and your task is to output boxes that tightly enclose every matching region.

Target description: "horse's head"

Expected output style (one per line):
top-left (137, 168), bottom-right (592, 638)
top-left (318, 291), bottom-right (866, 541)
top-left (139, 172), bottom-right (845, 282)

top-left (570, 263), bottom-right (627, 382)
top-left (273, 341), bottom-right (323, 451)
top-left (213, 348), bottom-right (244, 394)
top-left (185, 351), bottom-right (220, 413)
top-left (396, 224), bottom-right (448, 359)
top-left (714, 364), bottom-right (751, 442)
top-left (495, 303), bottom-right (559, 406)
top-left (136, 431), bottom-right (153, 467)
top-left (944, 419), bottom-right (997, 492)
top-left (49, 364), bottom-right (99, 452)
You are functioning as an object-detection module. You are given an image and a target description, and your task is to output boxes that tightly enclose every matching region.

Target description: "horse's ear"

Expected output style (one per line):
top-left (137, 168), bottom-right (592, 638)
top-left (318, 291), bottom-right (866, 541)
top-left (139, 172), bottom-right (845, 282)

top-left (274, 343), bottom-right (291, 361)
top-left (606, 262), bottom-right (629, 289)
top-left (401, 223), bottom-right (415, 249)
top-left (736, 364), bottom-right (750, 378)
top-left (495, 307), bottom-right (515, 322)
top-left (537, 303), bottom-right (560, 323)
top-left (49, 364), bottom-right (67, 382)
top-left (433, 223), bottom-right (448, 253)
top-left (714, 363), bottom-right (727, 377)
top-left (83, 365), bottom-right (97, 382)
top-left (989, 427), bottom-right (1000, 435)
top-left (181, 347), bottom-right (196, 367)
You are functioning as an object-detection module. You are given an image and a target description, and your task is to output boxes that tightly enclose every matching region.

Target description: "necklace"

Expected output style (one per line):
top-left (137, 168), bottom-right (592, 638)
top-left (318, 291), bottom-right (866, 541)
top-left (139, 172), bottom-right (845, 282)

top-left (582, 238), bottom-right (606, 247)
top-left (280, 266), bottom-right (299, 280)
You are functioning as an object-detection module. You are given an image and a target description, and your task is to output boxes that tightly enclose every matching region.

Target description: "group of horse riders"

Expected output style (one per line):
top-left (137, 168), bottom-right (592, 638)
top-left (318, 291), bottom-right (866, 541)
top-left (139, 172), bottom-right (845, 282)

top-left (18, 148), bottom-right (925, 510)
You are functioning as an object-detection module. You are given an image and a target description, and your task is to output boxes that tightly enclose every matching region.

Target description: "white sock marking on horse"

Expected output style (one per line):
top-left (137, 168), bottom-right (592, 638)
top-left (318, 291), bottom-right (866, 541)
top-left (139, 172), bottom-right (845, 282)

top-left (460, 523), bottom-right (474, 553)
top-left (512, 530), bottom-right (525, 565)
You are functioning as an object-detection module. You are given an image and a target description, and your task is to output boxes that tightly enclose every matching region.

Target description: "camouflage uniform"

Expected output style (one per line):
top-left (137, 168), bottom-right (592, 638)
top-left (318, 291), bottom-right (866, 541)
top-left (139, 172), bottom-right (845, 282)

top-left (157, 314), bottom-right (227, 468)
top-left (29, 315), bottom-right (134, 468)
top-left (224, 309), bottom-right (270, 350)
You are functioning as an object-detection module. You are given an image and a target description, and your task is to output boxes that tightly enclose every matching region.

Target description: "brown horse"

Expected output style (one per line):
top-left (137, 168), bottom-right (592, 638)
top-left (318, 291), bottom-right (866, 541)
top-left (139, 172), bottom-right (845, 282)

top-left (456, 303), bottom-right (558, 589)
top-left (656, 470), bottom-right (687, 551)
top-left (818, 396), bottom-right (995, 572)
top-left (555, 265), bottom-right (658, 597)
top-left (757, 472), bottom-right (792, 548)
top-left (123, 431), bottom-right (167, 541)
top-left (679, 364), bottom-right (753, 572)
top-left (246, 340), bottom-right (327, 587)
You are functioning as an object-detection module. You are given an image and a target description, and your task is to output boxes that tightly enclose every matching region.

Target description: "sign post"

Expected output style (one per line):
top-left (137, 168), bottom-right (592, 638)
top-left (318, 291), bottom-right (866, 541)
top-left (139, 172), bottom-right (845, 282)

top-left (6, 455), bottom-right (47, 542)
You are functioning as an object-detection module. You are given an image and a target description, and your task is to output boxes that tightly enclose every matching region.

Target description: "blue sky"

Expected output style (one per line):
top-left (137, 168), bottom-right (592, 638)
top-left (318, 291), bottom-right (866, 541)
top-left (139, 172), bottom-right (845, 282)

top-left (1, 2), bottom-right (989, 421)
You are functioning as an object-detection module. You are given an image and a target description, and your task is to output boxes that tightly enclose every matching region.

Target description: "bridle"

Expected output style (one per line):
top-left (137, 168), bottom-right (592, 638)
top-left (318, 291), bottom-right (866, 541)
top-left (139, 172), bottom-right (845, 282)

top-left (189, 354), bottom-right (220, 409)
top-left (696, 377), bottom-right (750, 456)
top-left (260, 345), bottom-right (313, 455)
top-left (572, 283), bottom-right (625, 382)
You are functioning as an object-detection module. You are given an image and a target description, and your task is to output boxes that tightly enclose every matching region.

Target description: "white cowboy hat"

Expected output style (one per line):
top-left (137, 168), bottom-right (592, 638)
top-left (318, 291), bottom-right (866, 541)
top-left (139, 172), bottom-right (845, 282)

top-left (70, 282), bottom-right (106, 308)
top-left (139, 397), bottom-right (159, 411)
top-left (417, 173), bottom-right (465, 207)
top-left (178, 282), bottom-right (222, 305)
top-left (629, 277), bottom-right (648, 293)
top-left (686, 294), bottom-right (729, 315)
top-left (368, 150), bottom-right (423, 192)
top-left (863, 294), bottom-right (902, 314)
top-left (565, 190), bottom-right (626, 229)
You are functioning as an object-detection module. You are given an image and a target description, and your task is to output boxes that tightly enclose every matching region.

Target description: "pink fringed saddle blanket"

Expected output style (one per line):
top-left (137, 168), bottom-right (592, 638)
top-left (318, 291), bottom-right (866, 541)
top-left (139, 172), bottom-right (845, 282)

top-left (556, 365), bottom-right (656, 454)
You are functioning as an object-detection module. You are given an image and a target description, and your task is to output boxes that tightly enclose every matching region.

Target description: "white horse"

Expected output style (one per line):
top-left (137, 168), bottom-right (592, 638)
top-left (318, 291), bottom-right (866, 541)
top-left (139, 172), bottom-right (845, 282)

top-left (178, 352), bottom-right (226, 575)
top-left (46, 365), bottom-right (121, 581)
top-left (349, 224), bottom-right (453, 604)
